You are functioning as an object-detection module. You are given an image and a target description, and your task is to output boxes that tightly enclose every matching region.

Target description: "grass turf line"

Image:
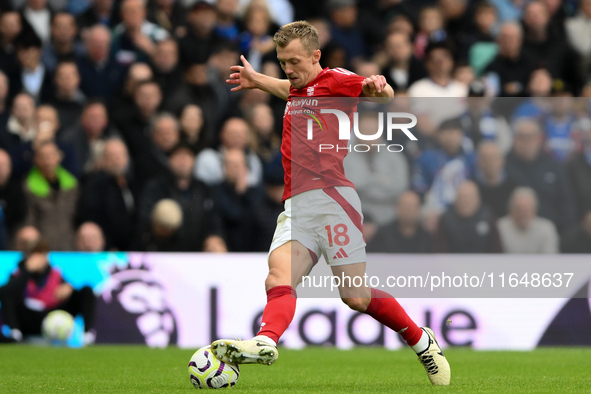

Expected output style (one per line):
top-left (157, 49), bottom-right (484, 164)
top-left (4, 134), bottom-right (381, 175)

top-left (0, 346), bottom-right (589, 393)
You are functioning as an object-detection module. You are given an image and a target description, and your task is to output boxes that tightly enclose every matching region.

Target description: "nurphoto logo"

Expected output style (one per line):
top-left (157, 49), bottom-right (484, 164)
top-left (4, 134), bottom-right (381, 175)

top-left (305, 110), bottom-right (418, 153)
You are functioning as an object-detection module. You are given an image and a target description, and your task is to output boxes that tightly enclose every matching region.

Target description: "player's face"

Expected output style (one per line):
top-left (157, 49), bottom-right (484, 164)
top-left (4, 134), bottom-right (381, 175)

top-left (277, 39), bottom-right (321, 90)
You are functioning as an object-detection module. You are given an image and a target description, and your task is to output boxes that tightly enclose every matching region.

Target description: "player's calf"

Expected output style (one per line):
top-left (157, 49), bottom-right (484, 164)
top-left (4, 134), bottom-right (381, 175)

top-left (341, 297), bottom-right (371, 312)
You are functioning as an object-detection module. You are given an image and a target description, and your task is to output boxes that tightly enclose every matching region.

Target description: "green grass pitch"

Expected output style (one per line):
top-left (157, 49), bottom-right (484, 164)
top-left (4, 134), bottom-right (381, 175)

top-left (1, 345), bottom-right (590, 393)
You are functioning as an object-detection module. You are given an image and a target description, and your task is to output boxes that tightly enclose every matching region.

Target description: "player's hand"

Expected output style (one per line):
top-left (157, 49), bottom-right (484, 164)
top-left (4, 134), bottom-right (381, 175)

top-left (226, 55), bottom-right (258, 92)
top-left (54, 283), bottom-right (73, 302)
top-left (361, 75), bottom-right (388, 96)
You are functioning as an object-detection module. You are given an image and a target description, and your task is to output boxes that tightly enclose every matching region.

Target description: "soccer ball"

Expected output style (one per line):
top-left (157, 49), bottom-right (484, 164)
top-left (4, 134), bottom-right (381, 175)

top-left (42, 310), bottom-right (75, 342)
top-left (188, 345), bottom-right (240, 389)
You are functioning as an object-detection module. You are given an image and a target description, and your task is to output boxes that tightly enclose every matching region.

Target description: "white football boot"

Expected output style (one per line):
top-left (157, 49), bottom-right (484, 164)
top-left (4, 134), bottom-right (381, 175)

top-left (211, 338), bottom-right (278, 365)
top-left (417, 327), bottom-right (451, 386)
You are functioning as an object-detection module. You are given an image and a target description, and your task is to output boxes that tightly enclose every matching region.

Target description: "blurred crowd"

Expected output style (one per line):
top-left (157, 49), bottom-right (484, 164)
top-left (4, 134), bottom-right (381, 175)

top-left (0, 0), bottom-right (590, 254)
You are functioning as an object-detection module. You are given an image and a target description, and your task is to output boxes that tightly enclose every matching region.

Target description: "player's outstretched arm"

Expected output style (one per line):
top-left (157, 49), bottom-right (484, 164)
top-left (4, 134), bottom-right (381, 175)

top-left (360, 74), bottom-right (394, 103)
top-left (227, 55), bottom-right (291, 101)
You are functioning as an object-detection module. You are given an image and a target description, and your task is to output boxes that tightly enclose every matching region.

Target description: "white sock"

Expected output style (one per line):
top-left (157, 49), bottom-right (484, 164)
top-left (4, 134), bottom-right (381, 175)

top-left (253, 335), bottom-right (277, 347)
top-left (410, 329), bottom-right (429, 353)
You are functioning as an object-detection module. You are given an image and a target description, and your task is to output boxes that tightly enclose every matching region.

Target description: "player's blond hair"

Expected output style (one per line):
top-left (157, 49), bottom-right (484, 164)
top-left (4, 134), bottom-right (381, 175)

top-left (273, 21), bottom-right (320, 54)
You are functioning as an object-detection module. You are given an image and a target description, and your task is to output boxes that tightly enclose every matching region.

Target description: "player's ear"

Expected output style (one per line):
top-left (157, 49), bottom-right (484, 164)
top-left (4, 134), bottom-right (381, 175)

top-left (312, 49), bottom-right (321, 64)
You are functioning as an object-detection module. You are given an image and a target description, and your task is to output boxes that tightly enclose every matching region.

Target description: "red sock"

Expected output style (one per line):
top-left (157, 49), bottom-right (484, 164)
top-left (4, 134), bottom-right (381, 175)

top-left (256, 285), bottom-right (297, 344)
top-left (364, 288), bottom-right (423, 346)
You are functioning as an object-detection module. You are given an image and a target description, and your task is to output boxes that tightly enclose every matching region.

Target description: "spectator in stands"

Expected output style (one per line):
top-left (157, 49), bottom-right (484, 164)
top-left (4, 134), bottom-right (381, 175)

top-left (0, 149), bottom-right (27, 236)
top-left (328, 0), bottom-right (367, 65)
top-left (47, 61), bottom-right (86, 131)
top-left (522, 1), bottom-right (582, 94)
top-left (41, 12), bottom-right (83, 72)
top-left (76, 138), bottom-right (136, 251)
top-left (138, 142), bottom-right (225, 252)
top-left (542, 93), bottom-right (577, 162)
top-left (497, 187), bottom-right (559, 253)
top-left (0, 239), bottom-right (96, 344)
top-left (506, 117), bottom-right (577, 233)
top-left (129, 111), bottom-right (178, 188)
top-left (148, 112), bottom-right (180, 163)
top-left (414, 118), bottom-right (476, 213)
top-left (253, 154), bottom-right (284, 251)
top-left (150, 38), bottom-right (182, 98)
top-left (344, 111), bottom-right (409, 226)
top-left (177, 0), bottom-right (224, 66)
top-left (474, 141), bottom-right (517, 219)
top-left (207, 42), bottom-right (241, 119)
top-left (566, 121), bottom-right (591, 217)
top-left (164, 56), bottom-right (220, 129)
top-left (566, 0), bottom-right (591, 80)
top-left (453, 63), bottom-right (475, 87)
top-left (367, 191), bottom-right (432, 253)
top-left (11, 31), bottom-right (53, 103)
top-left (247, 103), bottom-right (279, 164)
top-left (118, 80), bottom-right (163, 187)
top-left (75, 221), bottom-right (106, 252)
top-left (460, 81), bottom-right (512, 154)
top-left (512, 68), bottom-right (553, 119)
top-left (408, 42), bottom-right (467, 129)
top-left (195, 117), bottom-right (262, 187)
top-left (484, 22), bottom-right (534, 97)
top-left (109, 62), bottom-right (152, 126)
top-left (0, 11), bottom-right (23, 85)
top-left (134, 198), bottom-right (184, 251)
top-left (435, 180), bottom-right (502, 253)
top-left (111, 0), bottom-right (169, 66)
top-left (380, 32), bottom-right (427, 93)
top-left (459, 2), bottom-right (497, 62)
top-left (146, 0), bottom-right (186, 34)
top-left (413, 6), bottom-right (447, 61)
top-left (239, 1), bottom-right (275, 72)
top-left (409, 42), bottom-right (468, 98)
top-left (0, 71), bottom-right (8, 136)
top-left (61, 100), bottom-right (118, 173)
top-left (212, 148), bottom-right (263, 251)
top-left (11, 104), bottom-right (80, 179)
top-left (179, 104), bottom-right (208, 154)
top-left (76, 24), bottom-right (125, 101)
top-left (11, 225), bottom-right (40, 251)
top-left (4, 92), bottom-right (36, 151)
top-left (215, 0), bottom-right (241, 42)
top-left (76, 0), bottom-right (118, 31)
top-left (438, 0), bottom-right (477, 46)
top-left (561, 210), bottom-right (591, 253)
top-left (24, 141), bottom-right (78, 250)
top-left (21, 0), bottom-right (52, 44)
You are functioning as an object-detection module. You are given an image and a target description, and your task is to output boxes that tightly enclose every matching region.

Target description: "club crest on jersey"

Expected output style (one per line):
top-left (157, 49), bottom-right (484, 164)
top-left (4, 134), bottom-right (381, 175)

top-left (307, 86), bottom-right (314, 96)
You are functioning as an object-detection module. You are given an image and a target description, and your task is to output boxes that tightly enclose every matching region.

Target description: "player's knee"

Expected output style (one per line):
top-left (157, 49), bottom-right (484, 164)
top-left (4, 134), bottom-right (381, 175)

top-left (341, 297), bottom-right (370, 312)
top-left (265, 268), bottom-right (290, 291)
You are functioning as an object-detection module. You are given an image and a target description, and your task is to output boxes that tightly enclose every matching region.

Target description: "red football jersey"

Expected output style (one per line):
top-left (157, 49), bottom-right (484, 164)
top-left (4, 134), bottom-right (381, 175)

top-left (282, 67), bottom-right (366, 201)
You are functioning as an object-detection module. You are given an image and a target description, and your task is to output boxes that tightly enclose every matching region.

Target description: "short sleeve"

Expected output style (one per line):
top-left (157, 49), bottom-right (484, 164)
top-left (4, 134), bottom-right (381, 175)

top-left (329, 68), bottom-right (366, 97)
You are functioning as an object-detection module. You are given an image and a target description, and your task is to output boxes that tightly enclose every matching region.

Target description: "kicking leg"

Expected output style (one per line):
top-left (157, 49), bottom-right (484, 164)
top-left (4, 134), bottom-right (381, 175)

top-left (332, 263), bottom-right (451, 386)
top-left (211, 241), bottom-right (314, 365)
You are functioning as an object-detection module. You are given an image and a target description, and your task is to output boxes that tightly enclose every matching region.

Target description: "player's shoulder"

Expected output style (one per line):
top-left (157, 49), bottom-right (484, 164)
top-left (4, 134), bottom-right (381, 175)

top-left (325, 67), bottom-right (362, 80)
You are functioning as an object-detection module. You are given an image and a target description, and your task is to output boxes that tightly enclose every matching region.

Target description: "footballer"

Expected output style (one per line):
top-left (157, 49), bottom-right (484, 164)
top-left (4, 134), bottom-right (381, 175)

top-left (211, 21), bottom-right (451, 386)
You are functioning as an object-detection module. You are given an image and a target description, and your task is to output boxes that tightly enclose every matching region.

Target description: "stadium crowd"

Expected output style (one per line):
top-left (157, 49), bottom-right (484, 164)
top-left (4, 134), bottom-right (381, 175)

top-left (0, 0), bottom-right (590, 254)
